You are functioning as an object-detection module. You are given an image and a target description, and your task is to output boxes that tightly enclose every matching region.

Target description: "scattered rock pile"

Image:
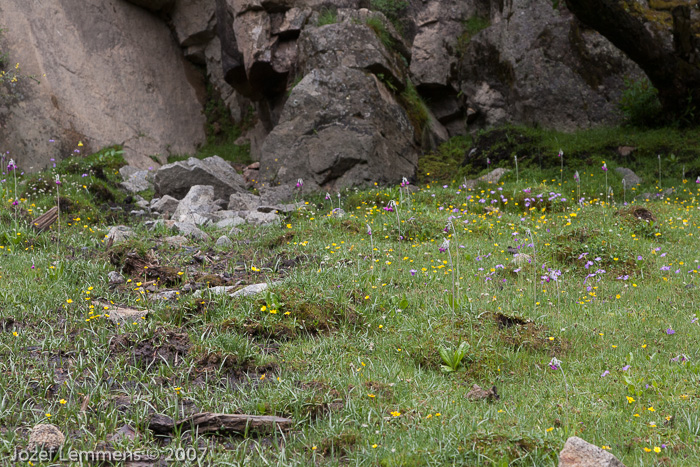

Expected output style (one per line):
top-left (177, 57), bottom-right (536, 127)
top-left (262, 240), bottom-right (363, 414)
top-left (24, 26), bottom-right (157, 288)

top-left (112, 156), bottom-right (304, 241)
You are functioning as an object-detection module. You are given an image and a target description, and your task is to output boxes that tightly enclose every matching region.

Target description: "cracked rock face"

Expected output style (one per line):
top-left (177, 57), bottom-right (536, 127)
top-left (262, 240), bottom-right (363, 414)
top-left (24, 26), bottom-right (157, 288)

top-left (259, 66), bottom-right (418, 190)
top-left (458, 0), bottom-right (642, 131)
top-left (0, 0), bottom-right (206, 171)
top-left (154, 156), bottom-right (247, 200)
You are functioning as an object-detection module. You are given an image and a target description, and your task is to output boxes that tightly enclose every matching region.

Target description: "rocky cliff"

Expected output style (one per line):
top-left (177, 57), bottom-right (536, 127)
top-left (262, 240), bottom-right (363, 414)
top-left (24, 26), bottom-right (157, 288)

top-left (0, 0), bottom-right (643, 187)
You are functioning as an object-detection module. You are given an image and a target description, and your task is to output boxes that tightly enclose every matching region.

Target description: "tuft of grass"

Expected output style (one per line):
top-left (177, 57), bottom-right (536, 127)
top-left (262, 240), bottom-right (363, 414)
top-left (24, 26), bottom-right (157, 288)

top-left (317, 8), bottom-right (338, 26)
top-left (366, 16), bottom-right (395, 50)
top-left (398, 80), bottom-right (430, 141)
top-left (457, 15), bottom-right (490, 55)
top-left (369, 0), bottom-right (408, 26)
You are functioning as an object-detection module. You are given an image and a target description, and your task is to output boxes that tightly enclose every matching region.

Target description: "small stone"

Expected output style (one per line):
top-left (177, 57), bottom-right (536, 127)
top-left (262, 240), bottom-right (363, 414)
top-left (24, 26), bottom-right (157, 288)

top-left (149, 414), bottom-right (175, 435)
top-left (120, 170), bottom-right (152, 193)
top-left (615, 167), bottom-right (642, 186)
top-left (466, 384), bottom-right (499, 401)
top-left (559, 436), bottom-right (626, 467)
top-left (193, 285), bottom-right (234, 297)
top-left (231, 283), bottom-right (270, 297)
top-left (27, 424), bottom-right (65, 453)
top-left (151, 195), bottom-right (180, 215)
top-left (105, 225), bottom-right (135, 245)
top-left (151, 290), bottom-right (181, 300)
top-left (173, 222), bottom-right (210, 241)
top-left (101, 302), bottom-right (149, 324)
top-left (246, 211), bottom-right (280, 226)
top-left (215, 236), bottom-right (233, 248)
top-left (108, 271), bottom-right (125, 285)
top-left (164, 235), bottom-right (189, 247)
top-left (215, 216), bottom-right (245, 229)
top-left (228, 192), bottom-right (261, 211)
top-left (110, 424), bottom-right (137, 443)
top-left (617, 146), bottom-right (635, 157)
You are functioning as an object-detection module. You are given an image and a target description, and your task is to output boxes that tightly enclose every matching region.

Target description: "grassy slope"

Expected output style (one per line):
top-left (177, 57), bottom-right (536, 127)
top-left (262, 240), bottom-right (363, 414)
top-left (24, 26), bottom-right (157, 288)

top-left (0, 127), bottom-right (699, 465)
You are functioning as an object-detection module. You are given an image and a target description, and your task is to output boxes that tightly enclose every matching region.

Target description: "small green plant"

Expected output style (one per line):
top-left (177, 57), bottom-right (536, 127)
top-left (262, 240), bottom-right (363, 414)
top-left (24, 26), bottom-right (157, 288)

top-left (618, 76), bottom-right (663, 127)
top-left (287, 74), bottom-right (304, 97)
top-left (317, 8), bottom-right (338, 26)
top-left (457, 15), bottom-right (490, 55)
top-left (365, 17), bottom-right (394, 50)
top-left (262, 289), bottom-right (285, 314)
top-left (439, 341), bottom-right (469, 373)
top-left (375, 73), bottom-right (398, 93)
top-left (399, 80), bottom-right (430, 140)
top-left (369, 0), bottom-right (407, 23)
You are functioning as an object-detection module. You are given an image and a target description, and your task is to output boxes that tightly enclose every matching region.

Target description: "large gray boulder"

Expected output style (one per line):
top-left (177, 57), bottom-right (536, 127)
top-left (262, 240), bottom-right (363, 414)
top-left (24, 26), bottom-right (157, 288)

top-left (172, 185), bottom-right (221, 224)
top-left (120, 169), bottom-right (153, 193)
top-left (259, 66), bottom-right (418, 189)
top-left (228, 192), bottom-right (261, 211)
top-left (459, 0), bottom-right (643, 131)
top-left (615, 168), bottom-right (643, 187)
top-left (298, 16), bottom-right (407, 90)
top-left (0, 0), bottom-right (205, 171)
top-left (171, 0), bottom-right (216, 49)
top-left (154, 156), bottom-right (246, 200)
top-left (559, 437), bottom-right (626, 467)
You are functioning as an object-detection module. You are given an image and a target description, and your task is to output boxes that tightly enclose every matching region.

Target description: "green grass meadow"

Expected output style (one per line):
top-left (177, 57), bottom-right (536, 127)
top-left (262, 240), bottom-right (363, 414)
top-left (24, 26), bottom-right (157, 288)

top-left (0, 127), bottom-right (699, 466)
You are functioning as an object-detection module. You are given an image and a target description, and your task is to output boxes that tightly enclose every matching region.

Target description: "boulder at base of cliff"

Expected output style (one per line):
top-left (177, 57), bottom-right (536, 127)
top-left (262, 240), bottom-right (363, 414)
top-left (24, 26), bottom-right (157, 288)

top-left (259, 66), bottom-right (418, 190)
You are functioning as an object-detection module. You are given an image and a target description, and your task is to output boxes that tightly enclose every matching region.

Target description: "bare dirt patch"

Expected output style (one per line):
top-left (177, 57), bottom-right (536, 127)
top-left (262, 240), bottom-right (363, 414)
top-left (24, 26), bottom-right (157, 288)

top-left (110, 327), bottom-right (191, 368)
top-left (490, 312), bottom-right (569, 356)
top-left (617, 205), bottom-right (656, 223)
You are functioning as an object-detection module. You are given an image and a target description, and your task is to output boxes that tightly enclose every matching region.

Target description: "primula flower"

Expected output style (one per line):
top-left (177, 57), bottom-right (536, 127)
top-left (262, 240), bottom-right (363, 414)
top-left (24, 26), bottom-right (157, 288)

top-left (666, 328), bottom-right (675, 335)
top-left (558, 149), bottom-right (563, 158)
top-left (602, 162), bottom-right (608, 172)
top-left (295, 178), bottom-right (303, 188)
top-left (549, 357), bottom-right (561, 370)
top-left (574, 171), bottom-right (580, 182)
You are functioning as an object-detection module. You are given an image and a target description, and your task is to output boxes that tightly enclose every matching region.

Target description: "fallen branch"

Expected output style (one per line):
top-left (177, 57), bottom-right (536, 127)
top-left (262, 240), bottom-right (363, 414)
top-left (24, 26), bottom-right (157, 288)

top-left (31, 207), bottom-right (58, 232)
top-left (149, 413), bottom-right (293, 436)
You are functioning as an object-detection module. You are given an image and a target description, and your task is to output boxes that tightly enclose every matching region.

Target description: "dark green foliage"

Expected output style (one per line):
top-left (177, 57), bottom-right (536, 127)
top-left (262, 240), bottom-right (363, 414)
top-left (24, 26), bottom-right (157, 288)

top-left (418, 135), bottom-right (472, 183)
top-left (369, 0), bottom-right (407, 23)
top-left (618, 77), bottom-right (663, 127)
top-left (398, 81), bottom-right (430, 140)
